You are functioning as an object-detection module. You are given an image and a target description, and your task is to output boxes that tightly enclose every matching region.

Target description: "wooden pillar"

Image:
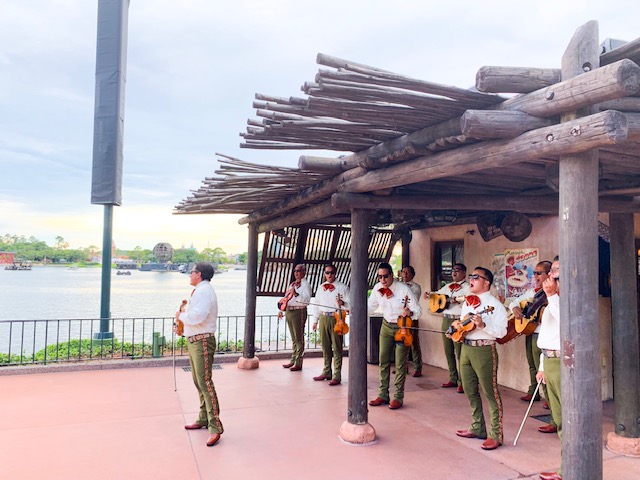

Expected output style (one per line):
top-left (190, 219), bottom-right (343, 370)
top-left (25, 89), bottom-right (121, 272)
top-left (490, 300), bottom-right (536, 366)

top-left (238, 222), bottom-right (259, 370)
top-left (606, 213), bottom-right (640, 455)
top-left (559, 21), bottom-right (602, 479)
top-left (339, 209), bottom-right (376, 443)
top-left (401, 232), bottom-right (410, 268)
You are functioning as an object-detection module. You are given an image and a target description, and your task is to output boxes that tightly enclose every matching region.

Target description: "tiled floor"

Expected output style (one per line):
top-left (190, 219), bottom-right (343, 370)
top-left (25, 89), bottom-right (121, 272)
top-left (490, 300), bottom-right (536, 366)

top-left (1, 357), bottom-right (638, 480)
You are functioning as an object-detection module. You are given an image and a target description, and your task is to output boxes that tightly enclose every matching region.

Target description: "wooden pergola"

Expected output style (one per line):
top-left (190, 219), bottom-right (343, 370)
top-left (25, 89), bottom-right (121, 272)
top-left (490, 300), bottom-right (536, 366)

top-left (176, 22), bottom-right (640, 478)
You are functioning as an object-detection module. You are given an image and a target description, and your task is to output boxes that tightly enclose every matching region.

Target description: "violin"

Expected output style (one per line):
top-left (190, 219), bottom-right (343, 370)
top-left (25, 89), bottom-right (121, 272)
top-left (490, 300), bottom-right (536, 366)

top-left (175, 299), bottom-right (187, 336)
top-left (277, 282), bottom-right (299, 311)
top-left (333, 293), bottom-right (349, 335)
top-left (394, 295), bottom-right (413, 347)
top-left (447, 305), bottom-right (495, 343)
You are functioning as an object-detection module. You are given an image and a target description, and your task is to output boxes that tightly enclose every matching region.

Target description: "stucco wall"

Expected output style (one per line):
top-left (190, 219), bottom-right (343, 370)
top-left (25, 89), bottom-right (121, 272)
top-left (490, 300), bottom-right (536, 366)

top-left (410, 215), bottom-right (614, 400)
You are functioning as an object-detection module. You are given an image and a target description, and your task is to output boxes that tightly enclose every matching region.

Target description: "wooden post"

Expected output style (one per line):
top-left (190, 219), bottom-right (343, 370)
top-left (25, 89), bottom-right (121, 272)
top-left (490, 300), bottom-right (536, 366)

top-left (401, 233), bottom-right (410, 267)
top-left (339, 209), bottom-right (376, 443)
top-left (238, 222), bottom-right (259, 370)
top-left (559, 21), bottom-right (602, 479)
top-left (607, 213), bottom-right (640, 455)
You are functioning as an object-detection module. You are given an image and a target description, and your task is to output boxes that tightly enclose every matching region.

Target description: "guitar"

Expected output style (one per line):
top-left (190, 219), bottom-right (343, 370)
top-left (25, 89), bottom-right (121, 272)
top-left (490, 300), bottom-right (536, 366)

top-left (394, 295), bottom-right (413, 347)
top-left (447, 306), bottom-right (495, 343)
top-left (333, 293), bottom-right (349, 335)
top-left (515, 289), bottom-right (548, 335)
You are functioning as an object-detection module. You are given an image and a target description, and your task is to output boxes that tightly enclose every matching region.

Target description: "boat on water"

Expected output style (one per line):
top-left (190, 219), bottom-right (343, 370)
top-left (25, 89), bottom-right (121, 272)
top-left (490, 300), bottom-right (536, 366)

top-left (4, 262), bottom-right (32, 271)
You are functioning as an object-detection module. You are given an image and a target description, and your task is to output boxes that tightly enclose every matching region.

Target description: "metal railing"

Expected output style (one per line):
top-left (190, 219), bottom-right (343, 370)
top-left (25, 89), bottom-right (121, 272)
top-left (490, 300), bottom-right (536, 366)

top-left (0, 315), bottom-right (338, 367)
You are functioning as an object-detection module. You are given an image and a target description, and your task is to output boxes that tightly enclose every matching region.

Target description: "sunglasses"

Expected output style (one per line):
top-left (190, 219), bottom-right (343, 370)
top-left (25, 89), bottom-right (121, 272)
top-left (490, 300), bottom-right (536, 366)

top-left (294, 270), bottom-right (304, 273)
top-left (468, 273), bottom-right (488, 281)
top-left (533, 271), bottom-right (546, 276)
top-left (377, 273), bottom-right (391, 279)
top-left (324, 271), bottom-right (336, 275)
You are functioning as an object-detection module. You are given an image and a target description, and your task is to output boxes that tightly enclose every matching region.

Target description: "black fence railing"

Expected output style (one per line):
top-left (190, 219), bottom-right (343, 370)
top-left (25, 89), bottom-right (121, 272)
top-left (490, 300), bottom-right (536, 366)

top-left (0, 315), bottom-right (338, 367)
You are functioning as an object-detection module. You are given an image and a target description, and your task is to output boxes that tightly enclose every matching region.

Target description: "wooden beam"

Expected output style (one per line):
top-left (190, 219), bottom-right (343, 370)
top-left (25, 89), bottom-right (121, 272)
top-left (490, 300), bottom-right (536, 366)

top-left (256, 199), bottom-right (346, 233)
top-left (331, 192), bottom-right (640, 213)
top-left (460, 110), bottom-right (553, 139)
top-left (558, 20), bottom-right (602, 480)
top-left (476, 66), bottom-right (561, 93)
top-left (497, 59), bottom-right (640, 117)
top-left (298, 155), bottom-right (345, 172)
top-left (242, 223), bottom-right (258, 360)
top-left (601, 36), bottom-right (640, 66)
top-left (339, 110), bottom-right (628, 193)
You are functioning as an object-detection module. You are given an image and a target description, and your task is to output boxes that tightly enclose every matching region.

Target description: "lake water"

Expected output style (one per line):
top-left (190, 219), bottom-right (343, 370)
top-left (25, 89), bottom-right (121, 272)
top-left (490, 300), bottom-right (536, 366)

top-left (0, 266), bottom-right (276, 321)
top-left (0, 267), bottom-right (295, 357)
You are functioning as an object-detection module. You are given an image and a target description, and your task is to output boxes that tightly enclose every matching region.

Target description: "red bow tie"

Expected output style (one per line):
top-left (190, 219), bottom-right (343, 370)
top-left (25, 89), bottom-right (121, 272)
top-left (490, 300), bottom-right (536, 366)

top-left (323, 283), bottom-right (335, 292)
top-left (378, 287), bottom-right (393, 298)
top-left (535, 287), bottom-right (542, 292)
top-left (449, 283), bottom-right (461, 292)
top-left (465, 295), bottom-right (481, 308)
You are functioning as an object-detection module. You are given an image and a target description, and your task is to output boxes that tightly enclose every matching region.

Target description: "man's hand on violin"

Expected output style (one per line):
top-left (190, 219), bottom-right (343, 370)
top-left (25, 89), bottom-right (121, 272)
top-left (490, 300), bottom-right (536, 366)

top-left (471, 314), bottom-right (485, 329)
top-left (542, 276), bottom-right (558, 296)
top-left (402, 306), bottom-right (412, 317)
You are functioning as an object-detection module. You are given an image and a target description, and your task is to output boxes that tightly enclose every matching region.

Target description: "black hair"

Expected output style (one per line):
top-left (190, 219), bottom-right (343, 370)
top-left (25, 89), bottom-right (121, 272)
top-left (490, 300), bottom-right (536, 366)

top-left (474, 266), bottom-right (494, 286)
top-left (194, 262), bottom-right (214, 281)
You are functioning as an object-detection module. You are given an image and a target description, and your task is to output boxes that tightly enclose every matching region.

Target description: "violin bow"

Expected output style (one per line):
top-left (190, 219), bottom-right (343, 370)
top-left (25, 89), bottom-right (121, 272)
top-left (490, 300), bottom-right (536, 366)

top-left (513, 378), bottom-right (543, 446)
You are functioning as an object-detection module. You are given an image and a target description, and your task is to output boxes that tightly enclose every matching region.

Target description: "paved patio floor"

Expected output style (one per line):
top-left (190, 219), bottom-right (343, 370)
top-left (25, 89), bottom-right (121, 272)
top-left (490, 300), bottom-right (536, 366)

top-left (1, 357), bottom-right (638, 480)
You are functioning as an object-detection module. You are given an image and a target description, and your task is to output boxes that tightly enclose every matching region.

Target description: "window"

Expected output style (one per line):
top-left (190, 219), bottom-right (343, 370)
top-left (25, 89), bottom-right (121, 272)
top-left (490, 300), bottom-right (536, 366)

top-left (433, 241), bottom-right (464, 290)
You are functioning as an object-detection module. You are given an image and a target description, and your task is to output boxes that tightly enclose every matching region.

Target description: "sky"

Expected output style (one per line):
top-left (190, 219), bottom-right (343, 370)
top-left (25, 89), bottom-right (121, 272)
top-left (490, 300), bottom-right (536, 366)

top-left (1, 0), bottom-right (638, 254)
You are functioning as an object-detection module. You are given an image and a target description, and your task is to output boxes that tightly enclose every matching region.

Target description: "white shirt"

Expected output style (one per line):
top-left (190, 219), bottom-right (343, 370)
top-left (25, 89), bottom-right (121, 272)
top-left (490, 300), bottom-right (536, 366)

top-left (436, 280), bottom-right (471, 316)
top-left (402, 281), bottom-right (422, 318)
top-left (537, 294), bottom-right (560, 372)
top-left (179, 280), bottom-right (218, 337)
top-left (459, 290), bottom-right (508, 340)
top-left (287, 278), bottom-right (312, 308)
top-left (312, 280), bottom-right (350, 316)
top-left (368, 281), bottom-right (422, 323)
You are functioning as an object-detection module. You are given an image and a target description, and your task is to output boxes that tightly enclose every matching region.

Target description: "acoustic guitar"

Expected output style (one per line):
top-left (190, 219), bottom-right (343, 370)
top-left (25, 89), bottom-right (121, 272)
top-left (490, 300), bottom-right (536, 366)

top-left (514, 289), bottom-right (548, 335)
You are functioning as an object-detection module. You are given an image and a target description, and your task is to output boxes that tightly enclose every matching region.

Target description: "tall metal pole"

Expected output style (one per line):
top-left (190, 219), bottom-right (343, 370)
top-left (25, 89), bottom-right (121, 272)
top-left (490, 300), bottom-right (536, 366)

top-left (97, 204), bottom-right (114, 339)
top-left (90, 0), bottom-right (129, 339)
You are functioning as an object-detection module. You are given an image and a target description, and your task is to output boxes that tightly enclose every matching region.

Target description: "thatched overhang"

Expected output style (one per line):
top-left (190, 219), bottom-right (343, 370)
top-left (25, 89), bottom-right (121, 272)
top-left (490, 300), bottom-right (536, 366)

top-left (175, 39), bottom-right (640, 237)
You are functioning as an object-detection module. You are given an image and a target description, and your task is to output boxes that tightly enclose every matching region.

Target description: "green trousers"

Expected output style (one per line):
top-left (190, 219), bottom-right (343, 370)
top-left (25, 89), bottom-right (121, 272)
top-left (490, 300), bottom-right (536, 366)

top-left (409, 319), bottom-right (423, 371)
top-left (460, 343), bottom-right (503, 444)
top-left (286, 308), bottom-right (307, 367)
top-left (442, 316), bottom-right (462, 385)
top-left (377, 320), bottom-right (408, 402)
top-left (529, 333), bottom-right (555, 426)
top-left (187, 335), bottom-right (224, 434)
top-left (544, 357), bottom-right (563, 476)
top-left (318, 314), bottom-right (344, 381)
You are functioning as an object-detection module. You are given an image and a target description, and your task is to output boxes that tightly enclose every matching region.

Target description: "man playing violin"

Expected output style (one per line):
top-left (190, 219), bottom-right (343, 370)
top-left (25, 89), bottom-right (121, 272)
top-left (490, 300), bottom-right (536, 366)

top-left (426, 263), bottom-right (470, 392)
top-left (453, 267), bottom-right (507, 450)
top-left (311, 264), bottom-right (350, 386)
top-left (536, 258), bottom-right (563, 480)
top-left (400, 265), bottom-right (423, 377)
top-left (175, 262), bottom-right (223, 447)
top-left (279, 264), bottom-right (312, 371)
top-left (509, 260), bottom-right (557, 434)
top-left (368, 262), bottom-right (422, 410)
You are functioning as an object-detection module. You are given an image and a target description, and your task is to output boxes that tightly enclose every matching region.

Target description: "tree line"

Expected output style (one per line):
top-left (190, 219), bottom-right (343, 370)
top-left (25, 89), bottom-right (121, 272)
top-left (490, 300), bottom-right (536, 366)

top-left (0, 234), bottom-right (247, 265)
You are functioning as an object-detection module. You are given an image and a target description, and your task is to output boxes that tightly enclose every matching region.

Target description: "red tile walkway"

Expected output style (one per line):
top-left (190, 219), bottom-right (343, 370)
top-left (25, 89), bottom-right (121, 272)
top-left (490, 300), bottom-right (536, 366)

top-left (1, 357), bottom-right (638, 479)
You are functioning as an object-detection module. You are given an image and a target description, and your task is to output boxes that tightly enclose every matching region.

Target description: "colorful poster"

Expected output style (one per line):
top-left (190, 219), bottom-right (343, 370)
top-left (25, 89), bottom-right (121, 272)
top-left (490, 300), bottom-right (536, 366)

top-left (503, 248), bottom-right (538, 298)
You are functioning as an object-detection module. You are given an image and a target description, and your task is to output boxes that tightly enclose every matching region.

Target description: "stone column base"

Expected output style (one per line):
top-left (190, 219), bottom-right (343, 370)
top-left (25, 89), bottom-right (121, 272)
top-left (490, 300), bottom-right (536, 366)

top-left (339, 420), bottom-right (377, 445)
top-left (606, 431), bottom-right (640, 457)
top-left (237, 356), bottom-right (259, 370)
